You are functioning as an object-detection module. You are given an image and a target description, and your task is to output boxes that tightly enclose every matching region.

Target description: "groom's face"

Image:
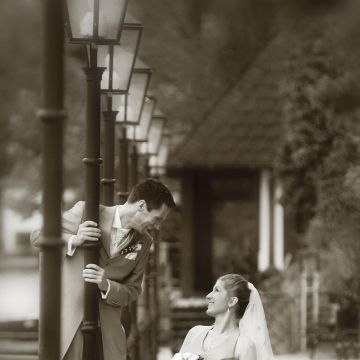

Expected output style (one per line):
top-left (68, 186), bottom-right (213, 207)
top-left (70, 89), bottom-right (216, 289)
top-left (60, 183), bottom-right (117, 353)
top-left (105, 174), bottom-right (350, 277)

top-left (131, 200), bottom-right (170, 239)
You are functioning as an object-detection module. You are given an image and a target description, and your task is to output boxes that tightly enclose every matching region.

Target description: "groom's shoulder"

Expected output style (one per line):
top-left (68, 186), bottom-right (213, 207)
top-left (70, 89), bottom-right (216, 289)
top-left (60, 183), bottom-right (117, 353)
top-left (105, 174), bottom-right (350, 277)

top-left (64, 201), bottom-right (118, 222)
top-left (67, 201), bottom-right (116, 214)
top-left (64, 201), bottom-right (85, 217)
top-left (99, 203), bottom-right (117, 212)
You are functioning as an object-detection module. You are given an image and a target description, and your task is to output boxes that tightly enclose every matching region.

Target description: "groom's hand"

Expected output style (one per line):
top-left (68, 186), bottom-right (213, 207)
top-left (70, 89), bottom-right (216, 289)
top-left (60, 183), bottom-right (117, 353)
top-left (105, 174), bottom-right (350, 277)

top-left (83, 264), bottom-right (108, 291)
top-left (73, 221), bottom-right (101, 248)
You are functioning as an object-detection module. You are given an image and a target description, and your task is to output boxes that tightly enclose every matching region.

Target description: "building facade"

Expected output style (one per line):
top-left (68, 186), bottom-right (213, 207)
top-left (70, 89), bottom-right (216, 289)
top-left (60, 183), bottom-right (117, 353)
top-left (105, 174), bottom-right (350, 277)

top-left (167, 34), bottom-right (300, 295)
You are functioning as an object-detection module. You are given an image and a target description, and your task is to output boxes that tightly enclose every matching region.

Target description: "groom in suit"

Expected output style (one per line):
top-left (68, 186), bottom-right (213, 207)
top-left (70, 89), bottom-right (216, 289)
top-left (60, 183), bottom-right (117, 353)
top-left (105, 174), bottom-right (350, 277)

top-left (31, 178), bottom-right (175, 360)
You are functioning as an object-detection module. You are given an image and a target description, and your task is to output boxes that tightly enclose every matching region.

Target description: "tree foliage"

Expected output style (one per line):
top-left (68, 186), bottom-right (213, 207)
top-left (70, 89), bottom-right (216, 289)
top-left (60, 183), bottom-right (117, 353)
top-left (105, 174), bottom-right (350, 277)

top-left (276, 7), bottom-right (360, 296)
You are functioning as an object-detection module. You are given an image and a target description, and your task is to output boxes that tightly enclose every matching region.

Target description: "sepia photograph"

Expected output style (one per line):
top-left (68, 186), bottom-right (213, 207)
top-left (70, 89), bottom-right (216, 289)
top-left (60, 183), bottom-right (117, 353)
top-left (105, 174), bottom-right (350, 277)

top-left (1, 0), bottom-right (360, 360)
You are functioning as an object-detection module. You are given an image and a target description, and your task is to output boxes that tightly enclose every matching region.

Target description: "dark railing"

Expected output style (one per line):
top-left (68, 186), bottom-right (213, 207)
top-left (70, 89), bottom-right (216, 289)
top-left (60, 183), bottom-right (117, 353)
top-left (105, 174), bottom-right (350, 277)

top-left (335, 329), bottom-right (360, 360)
top-left (0, 320), bottom-right (38, 359)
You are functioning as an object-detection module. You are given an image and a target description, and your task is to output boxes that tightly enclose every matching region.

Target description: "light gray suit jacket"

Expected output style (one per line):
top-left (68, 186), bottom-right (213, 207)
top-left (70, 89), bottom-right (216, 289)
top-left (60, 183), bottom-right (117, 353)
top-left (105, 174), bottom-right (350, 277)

top-left (31, 201), bottom-right (151, 360)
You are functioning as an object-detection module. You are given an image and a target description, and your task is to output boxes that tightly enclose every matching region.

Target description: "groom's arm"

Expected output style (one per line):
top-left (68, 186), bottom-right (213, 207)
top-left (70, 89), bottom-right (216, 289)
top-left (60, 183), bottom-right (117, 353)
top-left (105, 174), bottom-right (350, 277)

top-left (62, 201), bottom-right (85, 236)
top-left (30, 201), bottom-right (88, 255)
top-left (63, 202), bottom-right (101, 256)
top-left (104, 246), bottom-right (150, 307)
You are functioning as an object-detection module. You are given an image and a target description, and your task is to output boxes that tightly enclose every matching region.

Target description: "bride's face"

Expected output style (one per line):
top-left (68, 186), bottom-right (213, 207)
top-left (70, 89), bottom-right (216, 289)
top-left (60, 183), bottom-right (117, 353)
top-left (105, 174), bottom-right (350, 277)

top-left (206, 280), bottom-right (230, 317)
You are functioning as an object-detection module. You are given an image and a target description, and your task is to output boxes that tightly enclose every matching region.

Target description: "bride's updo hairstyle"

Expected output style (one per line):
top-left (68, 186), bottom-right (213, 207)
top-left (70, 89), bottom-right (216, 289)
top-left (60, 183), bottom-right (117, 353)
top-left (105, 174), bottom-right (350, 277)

top-left (218, 274), bottom-right (251, 320)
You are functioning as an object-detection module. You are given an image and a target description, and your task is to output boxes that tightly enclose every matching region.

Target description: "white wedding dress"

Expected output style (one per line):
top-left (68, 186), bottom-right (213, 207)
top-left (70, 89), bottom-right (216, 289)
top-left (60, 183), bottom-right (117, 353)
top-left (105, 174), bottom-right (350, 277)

top-left (179, 325), bottom-right (256, 360)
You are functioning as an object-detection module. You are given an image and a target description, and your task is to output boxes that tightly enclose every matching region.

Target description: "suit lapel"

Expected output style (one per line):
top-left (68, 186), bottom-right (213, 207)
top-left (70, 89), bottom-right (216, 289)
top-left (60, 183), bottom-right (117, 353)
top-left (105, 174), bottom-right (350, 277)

top-left (107, 229), bottom-right (135, 261)
top-left (108, 231), bottom-right (148, 263)
top-left (122, 228), bottom-right (137, 249)
top-left (99, 205), bottom-right (117, 258)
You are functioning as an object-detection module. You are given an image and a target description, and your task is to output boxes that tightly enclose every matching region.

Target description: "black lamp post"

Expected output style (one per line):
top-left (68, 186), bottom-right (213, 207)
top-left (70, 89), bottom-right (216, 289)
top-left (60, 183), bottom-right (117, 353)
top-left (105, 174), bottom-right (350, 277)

top-left (112, 60), bottom-right (151, 204)
top-left (137, 113), bottom-right (166, 359)
top-left (111, 63), bottom-right (151, 360)
top-left (149, 133), bottom-right (171, 358)
top-left (120, 95), bottom-right (156, 360)
top-left (64, 1), bottom-right (128, 359)
top-left (37, 0), bottom-right (65, 359)
top-left (99, 15), bottom-right (143, 206)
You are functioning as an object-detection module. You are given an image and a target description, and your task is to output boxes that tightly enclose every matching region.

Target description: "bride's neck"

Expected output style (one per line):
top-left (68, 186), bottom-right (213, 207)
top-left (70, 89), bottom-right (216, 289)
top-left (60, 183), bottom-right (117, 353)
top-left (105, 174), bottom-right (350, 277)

top-left (213, 312), bottom-right (238, 334)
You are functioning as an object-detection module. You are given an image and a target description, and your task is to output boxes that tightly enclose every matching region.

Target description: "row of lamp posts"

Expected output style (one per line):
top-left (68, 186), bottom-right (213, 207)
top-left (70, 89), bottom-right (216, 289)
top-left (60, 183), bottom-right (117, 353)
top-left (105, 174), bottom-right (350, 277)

top-left (38, 1), bottom-right (171, 360)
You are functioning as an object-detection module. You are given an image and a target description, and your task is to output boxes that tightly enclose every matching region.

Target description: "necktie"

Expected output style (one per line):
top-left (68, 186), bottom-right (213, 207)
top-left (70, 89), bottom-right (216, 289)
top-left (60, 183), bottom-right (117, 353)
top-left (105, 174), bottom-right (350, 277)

top-left (110, 228), bottom-right (132, 258)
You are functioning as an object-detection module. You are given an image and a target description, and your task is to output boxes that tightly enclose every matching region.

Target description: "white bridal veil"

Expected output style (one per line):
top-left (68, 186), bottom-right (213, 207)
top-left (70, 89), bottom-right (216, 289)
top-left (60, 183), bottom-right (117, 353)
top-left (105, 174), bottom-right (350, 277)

top-left (239, 283), bottom-right (274, 360)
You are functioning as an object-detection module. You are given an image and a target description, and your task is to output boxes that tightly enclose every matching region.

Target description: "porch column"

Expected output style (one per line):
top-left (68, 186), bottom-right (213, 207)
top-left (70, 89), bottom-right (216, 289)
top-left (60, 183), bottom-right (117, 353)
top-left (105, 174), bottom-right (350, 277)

top-left (273, 179), bottom-right (285, 270)
top-left (258, 169), bottom-right (271, 271)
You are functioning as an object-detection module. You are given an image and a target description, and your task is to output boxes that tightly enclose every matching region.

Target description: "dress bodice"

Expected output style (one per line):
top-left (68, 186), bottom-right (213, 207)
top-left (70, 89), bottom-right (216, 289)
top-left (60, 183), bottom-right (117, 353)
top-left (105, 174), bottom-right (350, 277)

top-left (179, 325), bottom-right (255, 360)
top-left (180, 326), bottom-right (239, 360)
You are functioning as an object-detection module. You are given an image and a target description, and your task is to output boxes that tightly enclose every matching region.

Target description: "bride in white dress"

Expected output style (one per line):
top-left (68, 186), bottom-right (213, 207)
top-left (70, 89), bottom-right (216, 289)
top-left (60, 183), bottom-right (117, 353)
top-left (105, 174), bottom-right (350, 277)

top-left (172, 274), bottom-right (274, 360)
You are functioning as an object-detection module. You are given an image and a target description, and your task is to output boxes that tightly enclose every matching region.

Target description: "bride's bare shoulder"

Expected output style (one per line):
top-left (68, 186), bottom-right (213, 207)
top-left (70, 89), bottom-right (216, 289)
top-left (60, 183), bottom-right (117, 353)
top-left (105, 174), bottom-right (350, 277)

top-left (187, 325), bottom-right (211, 336)
top-left (181, 325), bottom-right (211, 349)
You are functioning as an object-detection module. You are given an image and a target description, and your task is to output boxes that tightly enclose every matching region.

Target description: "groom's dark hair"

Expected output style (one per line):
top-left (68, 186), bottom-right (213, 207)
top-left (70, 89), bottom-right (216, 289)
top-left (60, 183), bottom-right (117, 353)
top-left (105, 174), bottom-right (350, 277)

top-left (128, 178), bottom-right (175, 211)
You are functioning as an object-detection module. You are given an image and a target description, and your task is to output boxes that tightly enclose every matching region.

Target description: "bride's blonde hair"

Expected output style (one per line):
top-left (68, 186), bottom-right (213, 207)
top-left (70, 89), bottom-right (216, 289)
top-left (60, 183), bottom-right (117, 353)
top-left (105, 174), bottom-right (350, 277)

top-left (218, 274), bottom-right (251, 320)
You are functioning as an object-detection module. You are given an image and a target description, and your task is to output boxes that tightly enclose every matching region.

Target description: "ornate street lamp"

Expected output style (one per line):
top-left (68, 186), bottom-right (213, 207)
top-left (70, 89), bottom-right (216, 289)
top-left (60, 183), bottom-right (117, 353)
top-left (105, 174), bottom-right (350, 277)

top-left (138, 111), bottom-right (166, 181)
top-left (149, 132), bottom-right (171, 177)
top-left (138, 113), bottom-right (166, 156)
top-left (113, 61), bottom-right (152, 125)
top-left (100, 15), bottom-right (143, 206)
top-left (64, 2), bottom-right (129, 360)
top-left (98, 14), bottom-right (143, 94)
top-left (132, 95), bottom-right (157, 143)
top-left (65, 0), bottom-right (129, 44)
top-left (128, 95), bottom-right (156, 194)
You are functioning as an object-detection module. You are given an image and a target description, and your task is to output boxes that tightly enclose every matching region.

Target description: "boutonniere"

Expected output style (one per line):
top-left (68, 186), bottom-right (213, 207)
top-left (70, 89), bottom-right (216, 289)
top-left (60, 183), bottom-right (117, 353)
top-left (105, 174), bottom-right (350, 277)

top-left (119, 240), bottom-right (143, 256)
top-left (133, 242), bottom-right (142, 252)
top-left (124, 241), bottom-right (143, 260)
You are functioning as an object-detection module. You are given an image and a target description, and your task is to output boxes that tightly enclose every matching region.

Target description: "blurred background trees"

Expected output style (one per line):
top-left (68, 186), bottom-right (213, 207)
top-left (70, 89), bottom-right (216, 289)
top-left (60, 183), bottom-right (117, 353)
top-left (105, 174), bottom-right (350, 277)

top-left (276, 0), bottom-right (360, 300)
top-left (0, 0), bottom-right (86, 215)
